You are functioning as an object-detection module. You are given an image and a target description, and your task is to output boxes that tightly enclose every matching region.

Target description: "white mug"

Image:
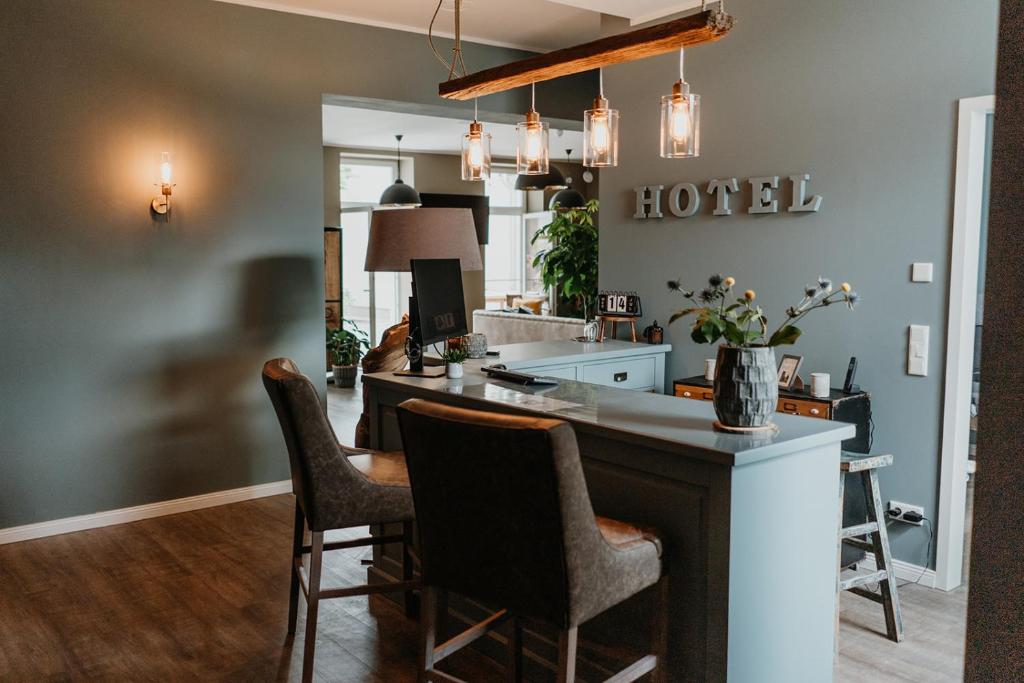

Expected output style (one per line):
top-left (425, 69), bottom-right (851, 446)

top-left (704, 359), bottom-right (717, 381)
top-left (811, 372), bottom-right (830, 398)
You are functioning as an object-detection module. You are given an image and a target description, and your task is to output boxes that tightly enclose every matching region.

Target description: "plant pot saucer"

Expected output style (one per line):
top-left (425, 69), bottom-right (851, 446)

top-left (712, 420), bottom-right (779, 434)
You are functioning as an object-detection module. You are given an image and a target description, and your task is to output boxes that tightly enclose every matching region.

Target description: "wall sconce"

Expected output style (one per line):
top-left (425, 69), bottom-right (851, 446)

top-left (151, 152), bottom-right (175, 220)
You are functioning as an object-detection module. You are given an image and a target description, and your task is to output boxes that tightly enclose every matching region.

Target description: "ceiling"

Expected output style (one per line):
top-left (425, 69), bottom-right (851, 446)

top-left (215, 0), bottom-right (702, 52)
top-left (323, 104), bottom-right (584, 160)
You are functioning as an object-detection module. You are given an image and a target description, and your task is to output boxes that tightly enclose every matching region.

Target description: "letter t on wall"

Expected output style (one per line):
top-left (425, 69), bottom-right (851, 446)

top-left (634, 185), bottom-right (664, 219)
top-left (707, 178), bottom-right (740, 216)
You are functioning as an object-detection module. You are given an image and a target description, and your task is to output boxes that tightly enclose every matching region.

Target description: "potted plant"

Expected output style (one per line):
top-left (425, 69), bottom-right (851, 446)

top-left (441, 346), bottom-right (468, 379)
top-left (327, 320), bottom-right (370, 388)
top-left (531, 199), bottom-right (599, 320)
top-left (668, 274), bottom-right (859, 429)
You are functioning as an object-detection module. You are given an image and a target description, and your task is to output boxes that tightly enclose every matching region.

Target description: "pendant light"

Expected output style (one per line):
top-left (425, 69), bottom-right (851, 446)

top-left (583, 69), bottom-right (619, 167)
top-left (515, 83), bottom-right (549, 175)
top-left (660, 48), bottom-right (701, 159)
top-left (550, 149), bottom-right (587, 210)
top-left (461, 99), bottom-right (491, 181)
top-left (379, 134), bottom-right (422, 207)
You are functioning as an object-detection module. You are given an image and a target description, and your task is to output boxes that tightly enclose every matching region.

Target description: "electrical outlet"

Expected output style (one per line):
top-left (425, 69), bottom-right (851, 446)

top-left (887, 500), bottom-right (925, 525)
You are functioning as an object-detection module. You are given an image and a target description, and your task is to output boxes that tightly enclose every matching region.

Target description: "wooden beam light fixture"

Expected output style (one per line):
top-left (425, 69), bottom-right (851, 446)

top-left (437, 7), bottom-right (734, 101)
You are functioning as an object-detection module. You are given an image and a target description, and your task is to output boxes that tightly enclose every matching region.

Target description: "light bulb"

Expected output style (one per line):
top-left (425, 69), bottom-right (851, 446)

top-left (159, 152), bottom-right (172, 185)
top-left (589, 113), bottom-right (610, 154)
top-left (467, 135), bottom-right (483, 168)
top-left (525, 124), bottom-right (542, 161)
top-left (669, 100), bottom-right (690, 144)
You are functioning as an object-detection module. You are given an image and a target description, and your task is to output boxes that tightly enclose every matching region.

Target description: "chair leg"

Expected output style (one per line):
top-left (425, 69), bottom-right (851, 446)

top-left (863, 469), bottom-right (904, 642)
top-left (507, 616), bottom-right (523, 683)
top-left (834, 471), bottom-right (846, 655)
top-left (556, 627), bottom-right (577, 683)
top-left (402, 520), bottom-right (416, 619)
top-left (288, 500), bottom-right (304, 636)
top-left (419, 586), bottom-right (438, 683)
top-left (302, 532), bottom-right (324, 683)
top-left (651, 576), bottom-right (670, 683)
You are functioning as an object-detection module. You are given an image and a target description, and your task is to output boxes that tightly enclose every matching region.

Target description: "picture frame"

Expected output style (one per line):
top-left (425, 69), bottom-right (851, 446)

top-left (777, 354), bottom-right (804, 390)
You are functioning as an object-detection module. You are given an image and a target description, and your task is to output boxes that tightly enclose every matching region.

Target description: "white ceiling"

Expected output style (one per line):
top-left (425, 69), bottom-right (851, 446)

top-left (546, 0), bottom-right (702, 26)
top-left (323, 104), bottom-right (584, 160)
top-left (214, 0), bottom-right (598, 52)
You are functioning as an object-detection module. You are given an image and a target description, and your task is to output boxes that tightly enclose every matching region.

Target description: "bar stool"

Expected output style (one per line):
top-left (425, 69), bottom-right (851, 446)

top-left (837, 452), bottom-right (904, 643)
top-left (262, 358), bottom-right (420, 683)
top-left (396, 398), bottom-right (669, 683)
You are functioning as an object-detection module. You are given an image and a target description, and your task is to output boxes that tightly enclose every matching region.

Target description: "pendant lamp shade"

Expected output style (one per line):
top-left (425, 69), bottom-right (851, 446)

top-left (583, 70), bottom-right (619, 167)
top-left (549, 148), bottom-right (586, 209)
top-left (660, 49), bottom-right (701, 159)
top-left (514, 165), bottom-right (566, 191)
top-left (515, 84), bottom-right (550, 175)
top-left (379, 134), bottom-right (422, 207)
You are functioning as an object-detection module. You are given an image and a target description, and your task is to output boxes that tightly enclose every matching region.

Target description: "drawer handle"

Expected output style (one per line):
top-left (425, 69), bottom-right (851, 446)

top-left (810, 408), bottom-right (821, 416)
top-left (682, 390), bottom-right (692, 397)
top-left (782, 402), bottom-right (798, 413)
top-left (702, 392), bottom-right (714, 400)
top-left (614, 372), bottom-right (628, 382)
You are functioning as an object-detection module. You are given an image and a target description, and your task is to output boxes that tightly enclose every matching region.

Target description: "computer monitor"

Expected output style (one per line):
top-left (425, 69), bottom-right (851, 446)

top-left (404, 258), bottom-right (467, 374)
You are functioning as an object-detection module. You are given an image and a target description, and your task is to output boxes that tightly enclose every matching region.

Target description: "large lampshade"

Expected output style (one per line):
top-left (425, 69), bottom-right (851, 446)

top-left (364, 208), bottom-right (482, 272)
top-left (514, 165), bottom-right (566, 191)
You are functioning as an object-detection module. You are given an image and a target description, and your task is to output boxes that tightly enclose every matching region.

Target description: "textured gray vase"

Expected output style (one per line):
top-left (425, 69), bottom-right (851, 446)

top-left (712, 345), bottom-right (779, 428)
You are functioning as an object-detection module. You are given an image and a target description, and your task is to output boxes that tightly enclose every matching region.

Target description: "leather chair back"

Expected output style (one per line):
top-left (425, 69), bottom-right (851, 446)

top-left (397, 398), bottom-right (604, 628)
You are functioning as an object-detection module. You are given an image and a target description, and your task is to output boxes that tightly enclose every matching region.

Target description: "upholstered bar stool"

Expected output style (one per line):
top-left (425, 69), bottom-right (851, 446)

top-left (262, 358), bottom-right (419, 683)
top-left (396, 398), bottom-right (669, 683)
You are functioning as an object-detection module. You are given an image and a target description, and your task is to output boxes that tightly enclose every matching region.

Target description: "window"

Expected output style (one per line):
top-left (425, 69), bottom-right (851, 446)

top-left (483, 169), bottom-right (551, 309)
top-left (338, 157), bottom-right (410, 342)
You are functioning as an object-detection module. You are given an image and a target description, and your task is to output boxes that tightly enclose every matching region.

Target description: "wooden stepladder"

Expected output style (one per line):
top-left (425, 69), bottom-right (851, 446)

top-left (837, 452), bottom-right (904, 643)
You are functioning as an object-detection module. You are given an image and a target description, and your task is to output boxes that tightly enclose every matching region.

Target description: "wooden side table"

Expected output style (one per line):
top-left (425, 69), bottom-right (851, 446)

top-left (597, 315), bottom-right (639, 342)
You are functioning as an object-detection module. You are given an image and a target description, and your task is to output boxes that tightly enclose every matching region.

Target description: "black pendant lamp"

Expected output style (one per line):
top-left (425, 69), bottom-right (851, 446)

top-left (549, 149), bottom-right (586, 210)
top-left (379, 134), bottom-right (422, 207)
top-left (515, 165), bottom-right (566, 191)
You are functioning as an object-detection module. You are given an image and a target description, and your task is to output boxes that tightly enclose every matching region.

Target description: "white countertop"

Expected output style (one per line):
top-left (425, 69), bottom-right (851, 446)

top-left (489, 339), bottom-right (671, 369)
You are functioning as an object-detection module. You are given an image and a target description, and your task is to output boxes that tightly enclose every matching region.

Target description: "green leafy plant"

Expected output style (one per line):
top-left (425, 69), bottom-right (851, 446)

top-left (668, 274), bottom-right (859, 347)
top-left (531, 199), bottom-right (599, 319)
top-left (327, 319), bottom-right (370, 367)
top-left (441, 347), bottom-right (468, 364)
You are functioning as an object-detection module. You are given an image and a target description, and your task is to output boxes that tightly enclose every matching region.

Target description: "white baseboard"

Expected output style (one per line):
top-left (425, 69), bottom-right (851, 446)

top-left (0, 480), bottom-right (292, 546)
top-left (851, 551), bottom-right (936, 589)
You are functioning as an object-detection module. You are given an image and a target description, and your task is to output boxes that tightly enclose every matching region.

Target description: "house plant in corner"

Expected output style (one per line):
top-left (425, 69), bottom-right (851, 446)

top-left (531, 199), bottom-right (599, 320)
top-left (441, 346), bottom-right (468, 379)
top-left (327, 320), bottom-right (370, 389)
top-left (668, 274), bottom-right (859, 430)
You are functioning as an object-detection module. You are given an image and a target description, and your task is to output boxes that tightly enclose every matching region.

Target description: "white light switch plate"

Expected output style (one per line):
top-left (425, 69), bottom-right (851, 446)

top-left (908, 324), bottom-right (929, 376)
top-left (912, 262), bottom-right (934, 282)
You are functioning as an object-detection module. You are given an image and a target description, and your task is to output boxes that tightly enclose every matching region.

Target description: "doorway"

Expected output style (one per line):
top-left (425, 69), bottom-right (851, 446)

top-left (935, 95), bottom-right (995, 591)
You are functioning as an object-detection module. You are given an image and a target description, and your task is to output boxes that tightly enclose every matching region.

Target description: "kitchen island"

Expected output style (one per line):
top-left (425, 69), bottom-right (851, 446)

top-left (362, 352), bottom-right (855, 681)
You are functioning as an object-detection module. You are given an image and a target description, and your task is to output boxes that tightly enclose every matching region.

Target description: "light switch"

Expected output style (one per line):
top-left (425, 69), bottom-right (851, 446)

top-left (912, 262), bottom-right (933, 282)
top-left (908, 324), bottom-right (929, 376)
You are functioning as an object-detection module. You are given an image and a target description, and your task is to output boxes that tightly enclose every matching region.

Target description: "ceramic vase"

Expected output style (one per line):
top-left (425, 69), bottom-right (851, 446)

top-left (712, 345), bottom-right (778, 428)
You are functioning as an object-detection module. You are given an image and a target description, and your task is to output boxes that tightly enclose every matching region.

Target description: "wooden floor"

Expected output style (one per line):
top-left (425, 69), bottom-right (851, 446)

top-left (0, 385), bottom-right (968, 681)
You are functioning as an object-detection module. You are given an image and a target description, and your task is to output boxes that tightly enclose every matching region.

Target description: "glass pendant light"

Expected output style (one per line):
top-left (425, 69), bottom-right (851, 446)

top-left (550, 149), bottom-right (587, 210)
top-left (461, 99), bottom-right (491, 181)
top-left (379, 134), bottom-right (422, 207)
top-left (516, 83), bottom-right (549, 175)
top-left (660, 48), bottom-right (701, 158)
top-left (583, 69), bottom-right (619, 167)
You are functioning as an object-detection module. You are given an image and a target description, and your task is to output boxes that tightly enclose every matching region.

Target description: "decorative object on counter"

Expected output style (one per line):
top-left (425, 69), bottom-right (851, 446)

top-left (531, 199), bottom-right (598, 319)
top-left (704, 358), bottom-right (716, 381)
top-left (583, 319), bottom-right (600, 343)
top-left (462, 333), bottom-right (488, 359)
top-left (843, 356), bottom-right (860, 394)
top-left (549, 149), bottom-right (587, 210)
top-left (378, 134), bottom-right (421, 207)
top-left (442, 346), bottom-right (468, 379)
top-left (643, 320), bottom-right (664, 344)
top-left (777, 354), bottom-right (804, 390)
top-left (328, 320), bottom-right (371, 388)
top-left (597, 315), bottom-right (638, 343)
top-left (667, 274), bottom-right (859, 430)
top-left (598, 290), bottom-right (643, 317)
top-left (811, 372), bottom-right (831, 398)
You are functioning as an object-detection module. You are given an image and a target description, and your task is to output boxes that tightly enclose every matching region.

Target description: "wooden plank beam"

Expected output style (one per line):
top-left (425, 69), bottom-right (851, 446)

top-left (438, 9), bottom-right (734, 101)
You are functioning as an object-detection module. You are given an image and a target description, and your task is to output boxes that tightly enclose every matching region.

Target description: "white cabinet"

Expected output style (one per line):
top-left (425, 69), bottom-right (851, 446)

top-left (501, 341), bottom-right (669, 393)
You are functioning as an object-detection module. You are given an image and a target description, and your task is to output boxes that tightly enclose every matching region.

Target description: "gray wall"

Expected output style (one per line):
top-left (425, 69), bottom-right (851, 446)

top-left (598, 0), bottom-right (997, 565)
top-left (0, 0), bottom-right (592, 528)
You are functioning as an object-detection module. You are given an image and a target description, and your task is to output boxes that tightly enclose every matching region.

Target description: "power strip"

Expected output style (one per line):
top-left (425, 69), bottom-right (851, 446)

top-left (887, 500), bottom-right (925, 526)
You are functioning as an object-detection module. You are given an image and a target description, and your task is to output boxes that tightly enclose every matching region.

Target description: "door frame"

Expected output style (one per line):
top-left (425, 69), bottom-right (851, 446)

top-left (935, 95), bottom-right (994, 591)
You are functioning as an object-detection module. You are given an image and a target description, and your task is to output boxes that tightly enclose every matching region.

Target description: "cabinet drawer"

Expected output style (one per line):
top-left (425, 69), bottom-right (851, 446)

top-left (674, 384), bottom-right (714, 401)
top-left (777, 398), bottom-right (830, 419)
top-left (582, 357), bottom-right (656, 390)
top-left (537, 365), bottom-right (578, 381)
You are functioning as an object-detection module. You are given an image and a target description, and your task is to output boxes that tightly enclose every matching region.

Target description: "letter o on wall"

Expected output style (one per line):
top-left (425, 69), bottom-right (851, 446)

top-left (668, 183), bottom-right (700, 218)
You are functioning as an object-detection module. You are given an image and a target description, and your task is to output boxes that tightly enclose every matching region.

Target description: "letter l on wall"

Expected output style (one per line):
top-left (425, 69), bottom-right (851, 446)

top-left (789, 174), bottom-right (823, 212)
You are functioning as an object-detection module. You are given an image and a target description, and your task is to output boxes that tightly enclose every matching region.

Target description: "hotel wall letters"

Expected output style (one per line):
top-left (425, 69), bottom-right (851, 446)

top-left (633, 174), bottom-right (822, 219)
